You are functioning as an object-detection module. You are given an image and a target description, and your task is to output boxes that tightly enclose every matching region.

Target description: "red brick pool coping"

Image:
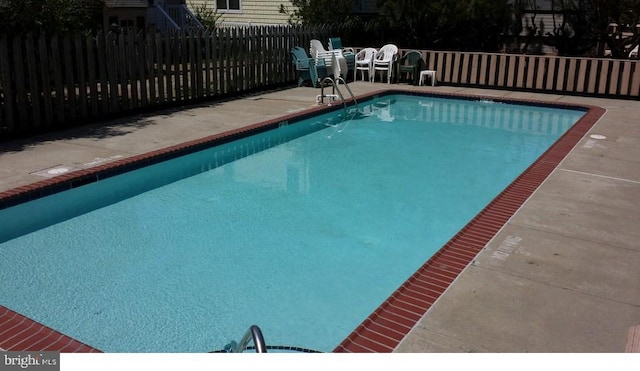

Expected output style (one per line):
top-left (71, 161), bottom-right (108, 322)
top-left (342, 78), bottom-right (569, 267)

top-left (0, 90), bottom-right (605, 353)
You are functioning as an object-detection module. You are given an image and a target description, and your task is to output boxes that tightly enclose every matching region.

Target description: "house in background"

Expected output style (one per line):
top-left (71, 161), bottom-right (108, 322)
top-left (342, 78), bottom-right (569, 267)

top-left (187, 0), bottom-right (378, 27)
top-left (188, 0), bottom-right (294, 26)
top-left (103, 0), bottom-right (203, 32)
top-left (103, 0), bottom-right (378, 31)
top-left (511, 0), bottom-right (565, 54)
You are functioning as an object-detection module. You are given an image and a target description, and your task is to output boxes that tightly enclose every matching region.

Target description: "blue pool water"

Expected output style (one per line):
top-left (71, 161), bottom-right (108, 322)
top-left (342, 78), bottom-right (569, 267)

top-left (0, 94), bottom-right (584, 353)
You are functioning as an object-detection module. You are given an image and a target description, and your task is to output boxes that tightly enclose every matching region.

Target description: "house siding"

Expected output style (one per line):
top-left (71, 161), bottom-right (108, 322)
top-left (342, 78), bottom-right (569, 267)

top-left (187, 0), bottom-right (296, 25)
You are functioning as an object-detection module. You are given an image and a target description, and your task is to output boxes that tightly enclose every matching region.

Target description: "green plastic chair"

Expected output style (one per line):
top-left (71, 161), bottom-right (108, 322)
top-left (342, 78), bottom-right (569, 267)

top-left (329, 37), bottom-right (354, 54)
top-left (291, 46), bottom-right (327, 88)
top-left (397, 50), bottom-right (425, 85)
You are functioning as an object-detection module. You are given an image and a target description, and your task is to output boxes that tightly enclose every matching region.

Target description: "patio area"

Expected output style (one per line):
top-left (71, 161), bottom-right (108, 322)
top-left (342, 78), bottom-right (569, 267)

top-left (0, 82), bottom-right (639, 352)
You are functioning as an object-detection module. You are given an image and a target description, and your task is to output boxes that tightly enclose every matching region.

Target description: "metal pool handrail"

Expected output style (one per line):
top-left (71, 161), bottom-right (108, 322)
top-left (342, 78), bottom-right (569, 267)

top-left (317, 75), bottom-right (357, 111)
top-left (226, 325), bottom-right (267, 353)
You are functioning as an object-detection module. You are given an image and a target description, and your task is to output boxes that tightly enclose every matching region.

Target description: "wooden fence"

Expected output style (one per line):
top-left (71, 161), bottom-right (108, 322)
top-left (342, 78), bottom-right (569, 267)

top-left (0, 25), bottom-right (332, 140)
top-left (415, 50), bottom-right (640, 97)
top-left (1, 25), bottom-right (639, 140)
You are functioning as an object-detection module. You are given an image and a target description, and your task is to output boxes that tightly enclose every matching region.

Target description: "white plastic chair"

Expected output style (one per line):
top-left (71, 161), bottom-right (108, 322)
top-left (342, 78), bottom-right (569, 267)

top-left (353, 48), bottom-right (377, 82)
top-left (372, 44), bottom-right (398, 84)
top-left (310, 39), bottom-right (347, 79)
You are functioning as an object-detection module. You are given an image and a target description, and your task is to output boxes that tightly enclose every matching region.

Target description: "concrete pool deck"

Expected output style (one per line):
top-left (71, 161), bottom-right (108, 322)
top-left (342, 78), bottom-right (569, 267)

top-left (0, 82), bottom-right (639, 353)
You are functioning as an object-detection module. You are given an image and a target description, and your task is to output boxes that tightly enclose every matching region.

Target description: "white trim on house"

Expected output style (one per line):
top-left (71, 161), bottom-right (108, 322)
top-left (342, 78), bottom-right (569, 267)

top-left (216, 0), bottom-right (242, 13)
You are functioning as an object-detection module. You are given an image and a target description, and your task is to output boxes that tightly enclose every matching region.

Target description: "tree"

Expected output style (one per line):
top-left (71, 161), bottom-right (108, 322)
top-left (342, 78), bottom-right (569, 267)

top-left (0, 0), bottom-right (104, 35)
top-left (374, 0), bottom-right (511, 51)
top-left (542, 0), bottom-right (640, 57)
top-left (189, 0), bottom-right (222, 29)
top-left (591, 0), bottom-right (640, 58)
top-left (279, 0), bottom-right (355, 25)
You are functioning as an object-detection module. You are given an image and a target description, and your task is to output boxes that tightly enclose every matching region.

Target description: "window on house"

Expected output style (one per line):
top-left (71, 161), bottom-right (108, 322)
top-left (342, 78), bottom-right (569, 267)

top-left (216, 0), bottom-right (241, 12)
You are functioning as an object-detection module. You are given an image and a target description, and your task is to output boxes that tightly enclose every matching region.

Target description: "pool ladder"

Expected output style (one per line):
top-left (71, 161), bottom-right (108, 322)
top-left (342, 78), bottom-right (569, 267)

top-left (316, 76), bottom-right (357, 112)
top-left (224, 325), bottom-right (267, 353)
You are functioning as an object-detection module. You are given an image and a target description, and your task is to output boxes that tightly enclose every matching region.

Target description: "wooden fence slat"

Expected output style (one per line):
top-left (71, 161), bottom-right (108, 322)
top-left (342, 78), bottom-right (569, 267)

top-left (487, 54), bottom-right (497, 86)
top-left (598, 60), bottom-right (610, 95)
top-left (262, 27), bottom-right (268, 87)
top-left (546, 56), bottom-right (557, 91)
top-left (260, 26), bottom-right (267, 87)
top-left (439, 52), bottom-right (449, 83)
top-left (117, 32), bottom-right (130, 110)
top-left (171, 33), bottom-right (184, 102)
top-left (232, 27), bottom-right (239, 93)
top-left (49, 36), bottom-right (66, 123)
top-left (496, 54), bottom-right (506, 87)
top-left (25, 34), bottom-right (42, 129)
top-left (608, 60), bottom-right (621, 95)
top-left (434, 52), bottom-right (443, 83)
top-left (425, 51), bottom-right (435, 71)
top-left (459, 53), bottom-right (470, 84)
top-left (74, 35), bottom-right (89, 120)
top-left (182, 32), bottom-right (188, 100)
top-left (516, 55), bottom-right (527, 89)
top-left (105, 32), bottom-right (119, 113)
top-left (619, 60), bottom-right (631, 96)
top-left (526, 56), bottom-right (537, 89)
top-left (630, 61), bottom-right (640, 96)
top-left (267, 27), bottom-right (274, 86)
top-left (223, 28), bottom-right (231, 94)
top-left (164, 32), bottom-right (174, 102)
top-left (189, 30), bottom-right (197, 99)
top-left (202, 29), bottom-right (211, 96)
top-left (153, 31), bottom-right (164, 103)
top-left (576, 59), bottom-right (588, 93)
top-left (211, 29), bottom-right (219, 94)
top-left (0, 36), bottom-right (15, 134)
top-left (241, 26), bottom-right (249, 91)
top-left (213, 29), bottom-right (221, 95)
top-left (277, 26), bottom-right (284, 85)
top-left (477, 54), bottom-right (486, 85)
top-left (533, 56), bottom-right (543, 89)
top-left (248, 26), bottom-right (254, 90)
top-left (566, 58), bottom-right (577, 92)
top-left (195, 31), bottom-right (203, 98)
top-left (470, 53), bottom-right (479, 84)
top-left (276, 26), bottom-right (284, 85)
top-left (145, 31), bottom-right (156, 105)
top-left (137, 31), bottom-right (149, 107)
top-left (242, 27), bottom-right (249, 91)
top-left (557, 58), bottom-right (567, 92)
top-left (225, 28), bottom-right (234, 91)
top-left (13, 36), bottom-right (30, 129)
top-left (506, 55), bottom-right (516, 88)
top-left (37, 34), bottom-right (54, 126)
top-left (247, 27), bottom-right (255, 91)
top-left (586, 59), bottom-right (597, 94)
top-left (86, 34), bottom-right (99, 117)
top-left (95, 32), bottom-right (109, 115)
top-left (126, 32), bottom-right (139, 109)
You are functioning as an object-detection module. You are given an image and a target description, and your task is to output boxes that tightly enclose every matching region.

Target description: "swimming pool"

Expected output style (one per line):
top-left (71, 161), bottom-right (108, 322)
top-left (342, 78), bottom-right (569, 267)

top-left (0, 91), bottom-right (596, 353)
